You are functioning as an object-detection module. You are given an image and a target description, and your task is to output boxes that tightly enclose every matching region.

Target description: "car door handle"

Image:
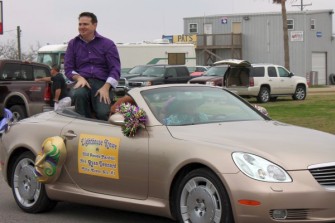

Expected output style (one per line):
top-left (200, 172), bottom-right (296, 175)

top-left (63, 130), bottom-right (77, 139)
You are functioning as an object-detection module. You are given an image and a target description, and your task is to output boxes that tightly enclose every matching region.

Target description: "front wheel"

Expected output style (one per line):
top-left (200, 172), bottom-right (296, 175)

top-left (11, 151), bottom-right (57, 213)
top-left (10, 105), bottom-right (27, 121)
top-left (292, 85), bottom-right (306, 100)
top-left (173, 168), bottom-right (234, 223)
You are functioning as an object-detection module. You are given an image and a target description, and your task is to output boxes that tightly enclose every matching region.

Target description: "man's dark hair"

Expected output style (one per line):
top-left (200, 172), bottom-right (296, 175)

top-left (51, 64), bottom-right (60, 72)
top-left (79, 12), bottom-right (98, 24)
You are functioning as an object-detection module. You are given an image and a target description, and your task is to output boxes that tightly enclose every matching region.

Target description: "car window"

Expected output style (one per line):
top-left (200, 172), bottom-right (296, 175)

top-left (142, 67), bottom-right (165, 77)
top-left (166, 68), bottom-right (177, 77)
top-left (196, 67), bottom-right (208, 72)
top-left (188, 67), bottom-right (196, 73)
top-left (21, 65), bottom-right (34, 80)
top-left (34, 66), bottom-right (50, 78)
top-left (278, 67), bottom-right (290, 77)
top-left (141, 86), bottom-right (265, 126)
top-left (1, 66), bottom-right (13, 80)
top-left (128, 66), bottom-right (149, 74)
top-left (176, 67), bottom-right (189, 77)
top-left (1, 63), bottom-right (19, 80)
top-left (204, 66), bottom-right (227, 76)
top-left (250, 67), bottom-right (265, 77)
top-left (268, 66), bottom-right (277, 77)
top-left (2, 63), bottom-right (32, 80)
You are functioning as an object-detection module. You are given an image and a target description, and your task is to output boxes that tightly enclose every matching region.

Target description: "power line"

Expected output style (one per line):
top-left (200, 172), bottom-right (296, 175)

top-left (292, 0), bottom-right (312, 11)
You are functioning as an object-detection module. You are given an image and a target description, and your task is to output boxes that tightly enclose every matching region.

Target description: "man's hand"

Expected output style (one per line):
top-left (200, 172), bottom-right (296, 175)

top-left (73, 75), bottom-right (91, 89)
top-left (95, 83), bottom-right (111, 104)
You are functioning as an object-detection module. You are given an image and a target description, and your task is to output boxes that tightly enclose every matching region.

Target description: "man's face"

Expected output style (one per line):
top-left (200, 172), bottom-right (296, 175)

top-left (50, 68), bottom-right (57, 76)
top-left (78, 16), bottom-right (97, 39)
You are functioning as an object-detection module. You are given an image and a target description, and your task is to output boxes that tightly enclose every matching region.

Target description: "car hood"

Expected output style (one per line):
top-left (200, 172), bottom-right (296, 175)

top-left (128, 76), bottom-right (161, 81)
top-left (293, 75), bottom-right (308, 83)
top-left (121, 74), bottom-right (141, 79)
top-left (167, 120), bottom-right (335, 170)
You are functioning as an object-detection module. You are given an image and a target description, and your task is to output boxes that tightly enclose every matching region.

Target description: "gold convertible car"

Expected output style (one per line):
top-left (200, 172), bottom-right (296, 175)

top-left (0, 84), bottom-right (334, 223)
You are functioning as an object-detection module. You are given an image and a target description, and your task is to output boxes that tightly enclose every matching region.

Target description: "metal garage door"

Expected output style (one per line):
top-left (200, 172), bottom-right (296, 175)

top-left (312, 52), bottom-right (326, 85)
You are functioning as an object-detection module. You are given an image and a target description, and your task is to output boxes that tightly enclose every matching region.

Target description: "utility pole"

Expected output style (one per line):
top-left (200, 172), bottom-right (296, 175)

top-left (17, 26), bottom-right (21, 60)
top-left (292, 0), bottom-right (312, 11)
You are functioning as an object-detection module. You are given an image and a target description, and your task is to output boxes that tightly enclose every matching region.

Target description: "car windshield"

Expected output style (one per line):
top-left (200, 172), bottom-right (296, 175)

top-left (141, 86), bottom-right (266, 126)
top-left (188, 67), bottom-right (196, 72)
top-left (204, 66), bottom-right (227, 77)
top-left (127, 66), bottom-right (150, 75)
top-left (142, 67), bottom-right (165, 77)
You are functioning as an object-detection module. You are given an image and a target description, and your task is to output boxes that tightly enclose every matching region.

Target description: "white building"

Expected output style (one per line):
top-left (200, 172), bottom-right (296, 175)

top-left (184, 9), bottom-right (335, 85)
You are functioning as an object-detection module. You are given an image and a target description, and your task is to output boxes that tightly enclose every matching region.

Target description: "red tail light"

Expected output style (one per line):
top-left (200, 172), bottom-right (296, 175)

top-left (44, 84), bottom-right (51, 101)
top-left (249, 77), bottom-right (254, 87)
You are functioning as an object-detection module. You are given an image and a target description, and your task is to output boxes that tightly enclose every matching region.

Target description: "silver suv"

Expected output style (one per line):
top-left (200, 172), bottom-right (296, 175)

top-left (217, 59), bottom-right (308, 103)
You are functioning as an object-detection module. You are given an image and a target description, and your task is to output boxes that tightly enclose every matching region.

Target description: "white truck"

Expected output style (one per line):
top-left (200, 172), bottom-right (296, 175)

top-left (37, 40), bottom-right (196, 74)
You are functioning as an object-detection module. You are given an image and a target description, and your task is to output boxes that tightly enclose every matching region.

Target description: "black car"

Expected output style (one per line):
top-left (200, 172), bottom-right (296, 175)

top-left (127, 65), bottom-right (192, 88)
top-left (122, 65), bottom-right (155, 79)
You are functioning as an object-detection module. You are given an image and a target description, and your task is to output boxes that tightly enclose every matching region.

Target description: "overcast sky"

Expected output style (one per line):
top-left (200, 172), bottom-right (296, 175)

top-left (0, 0), bottom-right (333, 51)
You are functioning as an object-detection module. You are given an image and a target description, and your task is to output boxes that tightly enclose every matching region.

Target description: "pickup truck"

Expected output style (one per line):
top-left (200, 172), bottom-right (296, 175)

top-left (0, 60), bottom-right (52, 121)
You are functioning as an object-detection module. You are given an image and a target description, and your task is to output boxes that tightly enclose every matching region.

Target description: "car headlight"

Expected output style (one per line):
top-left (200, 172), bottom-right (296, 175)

top-left (142, 81), bottom-right (152, 86)
top-left (232, 152), bottom-right (292, 182)
top-left (206, 81), bottom-right (215, 86)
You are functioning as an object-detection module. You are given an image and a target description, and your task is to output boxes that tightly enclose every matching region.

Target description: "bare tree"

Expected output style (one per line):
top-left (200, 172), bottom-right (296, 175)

top-left (273, 0), bottom-right (290, 70)
top-left (0, 40), bottom-right (19, 59)
top-left (0, 39), bottom-right (39, 61)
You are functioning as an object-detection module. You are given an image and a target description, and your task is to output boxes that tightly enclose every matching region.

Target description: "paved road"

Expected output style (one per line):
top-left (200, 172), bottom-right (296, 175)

top-left (0, 175), bottom-right (176, 223)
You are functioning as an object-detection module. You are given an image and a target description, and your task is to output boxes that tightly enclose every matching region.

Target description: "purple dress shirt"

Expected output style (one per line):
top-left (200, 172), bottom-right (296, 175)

top-left (64, 32), bottom-right (121, 88)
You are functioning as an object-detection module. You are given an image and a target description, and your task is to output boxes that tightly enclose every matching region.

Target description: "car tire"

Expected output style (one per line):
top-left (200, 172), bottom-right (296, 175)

top-left (257, 86), bottom-right (270, 103)
top-left (10, 105), bottom-right (27, 121)
top-left (292, 85), bottom-right (306, 100)
top-left (173, 168), bottom-right (233, 223)
top-left (10, 151), bottom-right (57, 213)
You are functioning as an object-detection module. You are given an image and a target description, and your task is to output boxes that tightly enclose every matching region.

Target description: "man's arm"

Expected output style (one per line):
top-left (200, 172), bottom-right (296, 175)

top-left (64, 39), bottom-right (77, 81)
top-left (53, 89), bottom-right (61, 102)
top-left (35, 77), bottom-right (51, 82)
top-left (105, 42), bottom-right (121, 89)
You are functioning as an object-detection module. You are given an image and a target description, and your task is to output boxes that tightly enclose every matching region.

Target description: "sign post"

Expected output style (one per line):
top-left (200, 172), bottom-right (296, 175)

top-left (0, 1), bottom-right (3, 35)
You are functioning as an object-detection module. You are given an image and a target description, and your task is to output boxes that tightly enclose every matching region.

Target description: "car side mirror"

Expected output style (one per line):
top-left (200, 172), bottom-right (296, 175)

top-left (289, 72), bottom-right (294, 77)
top-left (108, 113), bottom-right (125, 126)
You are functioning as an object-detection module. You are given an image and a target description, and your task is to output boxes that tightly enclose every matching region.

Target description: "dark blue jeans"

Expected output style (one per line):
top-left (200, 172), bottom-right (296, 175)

top-left (71, 78), bottom-right (114, 121)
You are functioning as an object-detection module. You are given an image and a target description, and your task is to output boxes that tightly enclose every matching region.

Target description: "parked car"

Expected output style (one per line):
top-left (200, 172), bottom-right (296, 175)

top-left (127, 65), bottom-right (192, 88)
top-left (188, 65), bottom-right (210, 77)
top-left (0, 59), bottom-right (52, 121)
top-left (1, 84), bottom-right (335, 223)
top-left (188, 65), bottom-right (228, 86)
top-left (116, 65), bottom-right (156, 95)
top-left (122, 64), bottom-right (155, 79)
top-left (217, 59), bottom-right (308, 103)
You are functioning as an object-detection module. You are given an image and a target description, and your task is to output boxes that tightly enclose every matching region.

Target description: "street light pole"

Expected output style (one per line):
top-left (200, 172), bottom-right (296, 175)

top-left (17, 26), bottom-right (21, 60)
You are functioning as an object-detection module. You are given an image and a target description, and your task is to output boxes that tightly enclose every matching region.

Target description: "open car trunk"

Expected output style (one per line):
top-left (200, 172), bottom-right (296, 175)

top-left (214, 59), bottom-right (252, 88)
